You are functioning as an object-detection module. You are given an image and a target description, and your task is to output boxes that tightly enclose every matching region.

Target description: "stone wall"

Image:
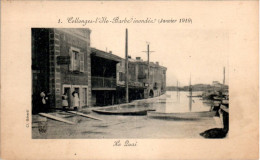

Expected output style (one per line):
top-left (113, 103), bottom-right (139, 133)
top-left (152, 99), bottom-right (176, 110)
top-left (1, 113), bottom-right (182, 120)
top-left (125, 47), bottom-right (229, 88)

top-left (49, 28), bottom-right (92, 108)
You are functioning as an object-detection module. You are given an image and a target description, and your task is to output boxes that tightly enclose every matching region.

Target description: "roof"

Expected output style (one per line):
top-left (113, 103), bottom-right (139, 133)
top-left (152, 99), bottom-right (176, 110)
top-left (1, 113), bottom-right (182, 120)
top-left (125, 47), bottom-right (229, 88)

top-left (91, 48), bottom-right (122, 62)
top-left (135, 61), bottom-right (167, 70)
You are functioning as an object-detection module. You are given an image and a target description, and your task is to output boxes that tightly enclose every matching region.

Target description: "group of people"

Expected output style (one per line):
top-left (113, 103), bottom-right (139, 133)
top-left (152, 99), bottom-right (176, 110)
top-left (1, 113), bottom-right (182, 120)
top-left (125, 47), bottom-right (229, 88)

top-left (39, 90), bottom-right (80, 113)
top-left (61, 91), bottom-right (80, 111)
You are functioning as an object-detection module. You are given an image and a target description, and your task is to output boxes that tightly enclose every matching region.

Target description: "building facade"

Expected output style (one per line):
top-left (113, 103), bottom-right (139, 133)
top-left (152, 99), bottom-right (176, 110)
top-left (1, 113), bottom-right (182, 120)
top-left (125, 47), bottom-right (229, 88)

top-left (90, 48), bottom-right (121, 106)
top-left (32, 28), bottom-right (91, 113)
top-left (32, 28), bottom-right (167, 112)
top-left (116, 57), bottom-right (146, 102)
top-left (116, 56), bottom-right (167, 101)
top-left (135, 59), bottom-right (167, 98)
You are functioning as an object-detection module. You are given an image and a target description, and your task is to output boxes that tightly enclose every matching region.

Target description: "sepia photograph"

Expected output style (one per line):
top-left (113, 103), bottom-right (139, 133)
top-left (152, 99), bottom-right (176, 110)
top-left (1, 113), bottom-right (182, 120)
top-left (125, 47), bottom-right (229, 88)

top-left (1, 1), bottom-right (258, 159)
top-left (31, 28), bottom-right (229, 139)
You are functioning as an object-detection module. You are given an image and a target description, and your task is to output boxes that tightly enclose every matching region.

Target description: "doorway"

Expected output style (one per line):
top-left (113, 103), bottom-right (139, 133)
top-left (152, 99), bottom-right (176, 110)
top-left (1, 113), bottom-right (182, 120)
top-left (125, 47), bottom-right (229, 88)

top-left (80, 86), bottom-right (88, 107)
top-left (63, 85), bottom-right (88, 108)
top-left (62, 85), bottom-right (72, 107)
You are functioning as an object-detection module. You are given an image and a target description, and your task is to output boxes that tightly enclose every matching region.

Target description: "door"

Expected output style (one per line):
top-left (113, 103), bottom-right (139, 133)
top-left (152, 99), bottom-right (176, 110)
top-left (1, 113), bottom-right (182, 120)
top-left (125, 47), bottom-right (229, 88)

top-left (64, 87), bottom-right (71, 107)
top-left (62, 85), bottom-right (72, 107)
top-left (80, 86), bottom-right (88, 107)
top-left (72, 85), bottom-right (80, 107)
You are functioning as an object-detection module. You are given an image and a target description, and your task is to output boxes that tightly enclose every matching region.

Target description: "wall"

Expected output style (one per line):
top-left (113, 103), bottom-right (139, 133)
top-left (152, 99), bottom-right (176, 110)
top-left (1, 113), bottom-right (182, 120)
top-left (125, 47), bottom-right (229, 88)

top-left (32, 28), bottom-right (51, 112)
top-left (116, 59), bottom-right (167, 98)
top-left (137, 62), bottom-right (167, 97)
top-left (50, 28), bottom-right (92, 108)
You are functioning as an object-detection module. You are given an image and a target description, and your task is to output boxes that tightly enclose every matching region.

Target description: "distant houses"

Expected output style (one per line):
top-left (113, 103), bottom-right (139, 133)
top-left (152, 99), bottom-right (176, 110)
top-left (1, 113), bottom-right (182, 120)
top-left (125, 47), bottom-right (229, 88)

top-left (32, 28), bottom-right (167, 112)
top-left (116, 56), bottom-right (167, 103)
top-left (167, 81), bottom-right (228, 92)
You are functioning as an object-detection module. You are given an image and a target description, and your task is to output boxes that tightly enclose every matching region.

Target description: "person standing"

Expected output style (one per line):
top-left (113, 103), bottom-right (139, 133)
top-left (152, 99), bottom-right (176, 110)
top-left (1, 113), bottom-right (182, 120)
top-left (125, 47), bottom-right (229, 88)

top-left (62, 92), bottom-right (69, 110)
top-left (40, 91), bottom-right (49, 112)
top-left (72, 91), bottom-right (80, 111)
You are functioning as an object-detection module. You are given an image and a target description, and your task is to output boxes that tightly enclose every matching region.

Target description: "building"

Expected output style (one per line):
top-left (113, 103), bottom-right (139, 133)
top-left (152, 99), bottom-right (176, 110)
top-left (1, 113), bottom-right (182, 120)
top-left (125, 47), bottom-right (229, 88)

top-left (116, 56), bottom-right (167, 101)
top-left (135, 58), bottom-right (167, 98)
top-left (32, 28), bottom-right (91, 113)
top-left (90, 48), bottom-right (121, 106)
top-left (116, 57), bottom-right (146, 102)
top-left (32, 28), bottom-right (167, 112)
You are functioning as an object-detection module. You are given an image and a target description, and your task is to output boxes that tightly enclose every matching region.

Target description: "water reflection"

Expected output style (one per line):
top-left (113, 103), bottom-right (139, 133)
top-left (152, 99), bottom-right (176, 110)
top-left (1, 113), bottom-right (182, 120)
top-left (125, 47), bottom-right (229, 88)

top-left (155, 91), bottom-right (211, 113)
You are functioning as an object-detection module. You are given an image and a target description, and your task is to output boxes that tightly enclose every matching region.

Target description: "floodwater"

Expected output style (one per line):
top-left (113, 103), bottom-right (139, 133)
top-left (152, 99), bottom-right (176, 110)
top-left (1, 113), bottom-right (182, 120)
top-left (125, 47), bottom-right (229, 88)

top-left (32, 91), bottom-right (220, 139)
top-left (154, 91), bottom-right (211, 113)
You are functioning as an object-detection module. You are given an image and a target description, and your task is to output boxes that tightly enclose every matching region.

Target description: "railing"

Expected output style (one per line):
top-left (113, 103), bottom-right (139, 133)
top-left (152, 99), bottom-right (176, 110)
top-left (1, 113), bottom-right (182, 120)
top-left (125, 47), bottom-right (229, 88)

top-left (138, 74), bottom-right (146, 79)
top-left (117, 80), bottom-right (144, 88)
top-left (92, 76), bottom-right (116, 88)
top-left (128, 81), bottom-right (144, 87)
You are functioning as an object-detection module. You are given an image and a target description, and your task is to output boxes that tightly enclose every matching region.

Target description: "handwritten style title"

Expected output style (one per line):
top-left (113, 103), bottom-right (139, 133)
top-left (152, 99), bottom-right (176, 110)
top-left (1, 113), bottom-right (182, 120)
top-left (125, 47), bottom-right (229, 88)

top-left (58, 17), bottom-right (192, 26)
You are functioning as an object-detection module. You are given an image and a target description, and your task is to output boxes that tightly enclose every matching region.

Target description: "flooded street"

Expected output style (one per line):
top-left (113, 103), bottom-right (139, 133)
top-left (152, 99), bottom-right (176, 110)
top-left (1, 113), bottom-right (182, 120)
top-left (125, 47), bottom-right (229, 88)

top-left (152, 91), bottom-right (211, 113)
top-left (32, 91), bottom-right (221, 139)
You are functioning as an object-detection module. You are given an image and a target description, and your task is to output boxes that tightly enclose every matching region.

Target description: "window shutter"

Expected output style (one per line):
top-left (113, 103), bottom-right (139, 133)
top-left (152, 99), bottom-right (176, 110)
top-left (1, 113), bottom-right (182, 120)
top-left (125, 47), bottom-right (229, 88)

top-left (80, 52), bottom-right (84, 72)
top-left (69, 49), bottom-right (73, 71)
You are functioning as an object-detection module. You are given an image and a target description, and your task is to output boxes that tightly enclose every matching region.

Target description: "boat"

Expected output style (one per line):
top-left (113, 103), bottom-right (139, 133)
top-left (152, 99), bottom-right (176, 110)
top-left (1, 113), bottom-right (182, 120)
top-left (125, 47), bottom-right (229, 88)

top-left (92, 108), bottom-right (151, 115)
top-left (187, 95), bottom-right (202, 98)
top-left (147, 111), bottom-right (216, 120)
top-left (92, 105), bottom-right (155, 116)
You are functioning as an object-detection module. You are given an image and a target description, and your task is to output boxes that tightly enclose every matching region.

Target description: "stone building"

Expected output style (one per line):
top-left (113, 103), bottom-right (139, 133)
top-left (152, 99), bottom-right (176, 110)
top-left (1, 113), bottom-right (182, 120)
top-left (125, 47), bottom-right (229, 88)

top-left (32, 28), bottom-right (91, 113)
top-left (32, 28), bottom-right (167, 112)
top-left (90, 48), bottom-right (121, 106)
top-left (116, 57), bottom-right (145, 102)
top-left (135, 59), bottom-right (167, 98)
top-left (116, 56), bottom-right (167, 101)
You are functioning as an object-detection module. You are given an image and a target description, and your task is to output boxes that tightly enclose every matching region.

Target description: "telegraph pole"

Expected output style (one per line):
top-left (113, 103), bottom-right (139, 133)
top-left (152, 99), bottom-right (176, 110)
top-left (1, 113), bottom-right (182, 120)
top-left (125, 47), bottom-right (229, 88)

top-left (125, 29), bottom-right (129, 103)
top-left (147, 44), bottom-right (150, 86)
top-left (189, 73), bottom-right (192, 111)
top-left (142, 43), bottom-right (155, 97)
top-left (223, 67), bottom-right (225, 85)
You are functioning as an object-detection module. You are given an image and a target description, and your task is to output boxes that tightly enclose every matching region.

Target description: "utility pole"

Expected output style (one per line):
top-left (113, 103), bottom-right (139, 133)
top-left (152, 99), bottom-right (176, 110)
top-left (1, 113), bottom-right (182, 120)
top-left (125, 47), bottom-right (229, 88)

top-left (142, 43), bottom-right (154, 97)
top-left (223, 67), bottom-right (225, 85)
top-left (177, 80), bottom-right (179, 98)
top-left (189, 73), bottom-right (192, 111)
top-left (147, 44), bottom-right (150, 86)
top-left (125, 29), bottom-right (129, 103)
top-left (189, 73), bottom-right (192, 96)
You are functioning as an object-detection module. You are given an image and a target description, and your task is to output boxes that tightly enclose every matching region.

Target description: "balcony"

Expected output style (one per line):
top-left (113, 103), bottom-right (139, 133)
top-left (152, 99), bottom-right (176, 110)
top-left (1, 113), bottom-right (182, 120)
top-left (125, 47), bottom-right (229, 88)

top-left (138, 74), bottom-right (147, 79)
top-left (92, 76), bottom-right (116, 90)
top-left (117, 80), bottom-right (145, 88)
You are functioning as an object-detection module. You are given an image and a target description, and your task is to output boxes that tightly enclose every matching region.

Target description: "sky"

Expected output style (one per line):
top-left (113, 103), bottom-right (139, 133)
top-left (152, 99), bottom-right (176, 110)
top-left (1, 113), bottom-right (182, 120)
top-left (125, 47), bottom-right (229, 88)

top-left (90, 26), bottom-right (229, 87)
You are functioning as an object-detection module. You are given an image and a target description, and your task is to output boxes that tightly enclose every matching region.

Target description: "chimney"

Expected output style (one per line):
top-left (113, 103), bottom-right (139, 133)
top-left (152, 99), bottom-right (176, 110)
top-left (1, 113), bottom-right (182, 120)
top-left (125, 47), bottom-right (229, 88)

top-left (156, 62), bottom-right (159, 65)
top-left (109, 51), bottom-right (112, 54)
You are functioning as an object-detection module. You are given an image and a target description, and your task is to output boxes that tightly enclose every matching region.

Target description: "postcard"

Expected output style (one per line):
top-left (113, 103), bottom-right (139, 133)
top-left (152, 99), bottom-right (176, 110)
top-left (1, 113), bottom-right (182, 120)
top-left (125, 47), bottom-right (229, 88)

top-left (1, 1), bottom-right (258, 159)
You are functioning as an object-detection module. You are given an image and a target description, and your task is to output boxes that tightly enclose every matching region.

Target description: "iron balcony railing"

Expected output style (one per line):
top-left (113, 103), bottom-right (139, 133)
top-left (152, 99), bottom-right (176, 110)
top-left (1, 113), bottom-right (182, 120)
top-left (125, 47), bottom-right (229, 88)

top-left (92, 76), bottom-right (116, 88)
top-left (117, 80), bottom-right (145, 88)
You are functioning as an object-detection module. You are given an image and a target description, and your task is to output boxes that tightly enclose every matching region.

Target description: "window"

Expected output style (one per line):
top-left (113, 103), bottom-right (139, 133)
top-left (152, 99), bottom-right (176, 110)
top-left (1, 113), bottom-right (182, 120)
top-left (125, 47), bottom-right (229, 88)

top-left (69, 47), bottom-right (84, 72)
top-left (119, 72), bottom-right (124, 81)
top-left (73, 50), bottom-right (80, 71)
top-left (79, 52), bottom-right (84, 72)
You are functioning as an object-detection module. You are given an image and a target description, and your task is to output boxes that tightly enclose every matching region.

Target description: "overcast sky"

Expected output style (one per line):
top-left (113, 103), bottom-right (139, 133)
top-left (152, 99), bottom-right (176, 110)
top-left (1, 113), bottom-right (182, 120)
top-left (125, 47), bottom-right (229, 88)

top-left (90, 26), bottom-right (229, 86)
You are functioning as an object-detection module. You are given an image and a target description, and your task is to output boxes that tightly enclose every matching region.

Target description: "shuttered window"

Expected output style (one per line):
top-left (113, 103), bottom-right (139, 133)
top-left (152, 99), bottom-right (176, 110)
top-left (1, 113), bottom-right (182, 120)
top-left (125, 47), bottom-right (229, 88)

top-left (69, 49), bottom-right (73, 71)
top-left (119, 72), bottom-right (125, 81)
top-left (69, 47), bottom-right (84, 72)
top-left (80, 52), bottom-right (84, 72)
